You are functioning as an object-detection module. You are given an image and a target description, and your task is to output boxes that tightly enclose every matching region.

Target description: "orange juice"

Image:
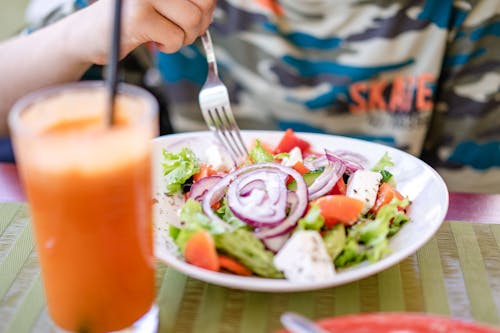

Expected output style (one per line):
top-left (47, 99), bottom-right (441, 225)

top-left (9, 82), bottom-right (158, 333)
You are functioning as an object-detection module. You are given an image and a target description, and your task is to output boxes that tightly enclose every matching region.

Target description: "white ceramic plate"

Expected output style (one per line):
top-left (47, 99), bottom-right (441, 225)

top-left (152, 130), bottom-right (449, 292)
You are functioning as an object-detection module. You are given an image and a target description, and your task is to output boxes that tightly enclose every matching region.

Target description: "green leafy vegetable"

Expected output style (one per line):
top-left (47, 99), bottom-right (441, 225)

top-left (249, 140), bottom-right (274, 163)
top-left (385, 198), bottom-right (411, 236)
top-left (296, 204), bottom-right (324, 231)
top-left (169, 225), bottom-right (181, 240)
top-left (274, 152), bottom-right (290, 160)
top-left (371, 152), bottom-right (396, 185)
top-left (366, 239), bottom-right (390, 262)
top-left (334, 198), bottom-right (410, 267)
top-left (287, 169), bottom-right (323, 190)
top-left (380, 170), bottom-right (394, 184)
top-left (162, 148), bottom-right (200, 194)
top-left (322, 224), bottom-right (346, 260)
top-left (173, 199), bottom-right (226, 251)
top-left (216, 198), bottom-right (248, 229)
top-left (371, 152), bottom-right (394, 172)
top-left (334, 239), bottom-right (366, 267)
top-left (214, 229), bottom-right (283, 278)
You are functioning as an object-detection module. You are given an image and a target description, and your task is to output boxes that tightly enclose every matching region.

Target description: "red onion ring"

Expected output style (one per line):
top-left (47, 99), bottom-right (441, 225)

top-left (227, 169), bottom-right (288, 227)
top-left (325, 149), bottom-right (364, 174)
top-left (189, 175), bottom-right (223, 202)
top-left (202, 163), bottom-right (308, 237)
top-left (308, 161), bottom-right (346, 200)
top-left (332, 150), bottom-right (369, 168)
top-left (303, 155), bottom-right (329, 171)
top-left (254, 182), bottom-right (308, 239)
top-left (261, 233), bottom-right (290, 253)
top-left (254, 191), bottom-right (303, 240)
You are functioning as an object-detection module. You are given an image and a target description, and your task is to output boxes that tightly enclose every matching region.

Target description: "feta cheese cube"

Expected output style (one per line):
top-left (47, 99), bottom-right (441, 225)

top-left (204, 145), bottom-right (234, 171)
top-left (280, 147), bottom-right (303, 167)
top-left (273, 230), bottom-right (335, 283)
top-left (346, 170), bottom-right (382, 214)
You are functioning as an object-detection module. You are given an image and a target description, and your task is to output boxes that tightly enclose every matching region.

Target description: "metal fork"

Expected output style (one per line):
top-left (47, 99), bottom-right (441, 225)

top-left (198, 30), bottom-right (248, 164)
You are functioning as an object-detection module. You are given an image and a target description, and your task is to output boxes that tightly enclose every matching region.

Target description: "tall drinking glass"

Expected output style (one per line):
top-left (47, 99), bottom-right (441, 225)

top-left (8, 81), bottom-right (158, 333)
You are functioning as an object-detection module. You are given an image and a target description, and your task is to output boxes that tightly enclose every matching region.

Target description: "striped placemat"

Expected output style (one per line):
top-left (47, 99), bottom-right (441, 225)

top-left (1, 203), bottom-right (500, 333)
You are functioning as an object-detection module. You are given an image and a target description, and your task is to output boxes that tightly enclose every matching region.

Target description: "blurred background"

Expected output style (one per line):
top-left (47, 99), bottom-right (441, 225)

top-left (0, 0), bottom-right (30, 40)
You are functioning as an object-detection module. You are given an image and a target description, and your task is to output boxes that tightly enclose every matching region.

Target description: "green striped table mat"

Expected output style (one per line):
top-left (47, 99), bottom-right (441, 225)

top-left (1, 203), bottom-right (500, 333)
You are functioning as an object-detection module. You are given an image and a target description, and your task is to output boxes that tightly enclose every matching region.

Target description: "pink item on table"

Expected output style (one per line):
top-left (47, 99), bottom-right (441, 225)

top-left (0, 163), bottom-right (25, 202)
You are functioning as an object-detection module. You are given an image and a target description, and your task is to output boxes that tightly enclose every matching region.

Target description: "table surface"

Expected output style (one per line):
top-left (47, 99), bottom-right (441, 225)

top-left (1, 162), bottom-right (500, 333)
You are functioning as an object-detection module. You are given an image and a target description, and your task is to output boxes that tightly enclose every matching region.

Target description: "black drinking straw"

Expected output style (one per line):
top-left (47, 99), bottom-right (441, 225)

top-left (106, 0), bottom-right (123, 125)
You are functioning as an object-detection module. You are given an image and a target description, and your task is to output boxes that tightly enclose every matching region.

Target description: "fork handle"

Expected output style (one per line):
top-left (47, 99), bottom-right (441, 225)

top-left (201, 30), bottom-right (218, 75)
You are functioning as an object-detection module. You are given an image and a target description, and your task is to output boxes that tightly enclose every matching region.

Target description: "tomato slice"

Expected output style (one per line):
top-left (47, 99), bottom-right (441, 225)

top-left (311, 195), bottom-right (364, 227)
top-left (328, 177), bottom-right (347, 195)
top-left (184, 230), bottom-right (220, 271)
top-left (274, 128), bottom-right (311, 154)
top-left (292, 161), bottom-right (310, 175)
top-left (370, 182), bottom-right (404, 214)
top-left (193, 163), bottom-right (218, 182)
top-left (218, 255), bottom-right (252, 276)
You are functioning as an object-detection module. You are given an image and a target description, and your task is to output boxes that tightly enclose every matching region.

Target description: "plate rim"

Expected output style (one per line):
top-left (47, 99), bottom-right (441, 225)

top-left (153, 130), bottom-right (449, 292)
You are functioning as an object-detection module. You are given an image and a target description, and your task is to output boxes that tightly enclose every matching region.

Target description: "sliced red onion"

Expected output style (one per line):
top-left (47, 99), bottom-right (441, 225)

top-left (239, 179), bottom-right (266, 196)
top-left (189, 175), bottom-right (223, 202)
top-left (308, 161), bottom-right (346, 200)
top-left (201, 177), bottom-right (235, 232)
top-left (227, 169), bottom-right (288, 227)
top-left (253, 190), bottom-right (301, 236)
top-left (332, 150), bottom-right (369, 168)
top-left (286, 191), bottom-right (300, 214)
top-left (202, 163), bottom-right (308, 236)
top-left (325, 149), bottom-right (364, 174)
top-left (254, 186), bottom-right (308, 239)
top-left (303, 155), bottom-right (329, 171)
top-left (261, 233), bottom-right (290, 253)
top-left (256, 191), bottom-right (302, 239)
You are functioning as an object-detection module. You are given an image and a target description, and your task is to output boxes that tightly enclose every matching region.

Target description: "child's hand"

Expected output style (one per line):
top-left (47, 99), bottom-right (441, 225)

top-left (67, 0), bottom-right (216, 65)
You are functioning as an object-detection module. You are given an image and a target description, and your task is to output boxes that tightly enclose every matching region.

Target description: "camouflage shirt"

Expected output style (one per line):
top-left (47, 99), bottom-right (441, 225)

top-left (157, 0), bottom-right (500, 193)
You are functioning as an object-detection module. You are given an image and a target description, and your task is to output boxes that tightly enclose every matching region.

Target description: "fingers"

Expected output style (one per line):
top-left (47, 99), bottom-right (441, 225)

top-left (122, 0), bottom-right (215, 54)
top-left (185, 0), bottom-right (216, 35)
top-left (136, 10), bottom-right (186, 54)
top-left (152, 0), bottom-right (210, 45)
top-left (68, 0), bottom-right (216, 65)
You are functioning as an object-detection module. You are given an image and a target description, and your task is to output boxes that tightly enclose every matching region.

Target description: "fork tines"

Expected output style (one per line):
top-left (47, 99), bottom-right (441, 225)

top-left (203, 104), bottom-right (248, 164)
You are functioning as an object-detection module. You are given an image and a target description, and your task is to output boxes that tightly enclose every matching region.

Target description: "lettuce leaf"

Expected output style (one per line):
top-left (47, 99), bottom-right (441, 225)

top-left (214, 229), bottom-right (283, 278)
top-left (334, 239), bottom-right (366, 267)
top-left (215, 198), bottom-right (248, 229)
top-left (296, 204), bottom-right (324, 231)
top-left (162, 147), bottom-right (200, 194)
top-left (323, 224), bottom-right (346, 261)
top-left (173, 199), bottom-right (226, 251)
top-left (334, 198), bottom-right (410, 267)
top-left (371, 152), bottom-right (394, 172)
top-left (371, 152), bottom-right (396, 185)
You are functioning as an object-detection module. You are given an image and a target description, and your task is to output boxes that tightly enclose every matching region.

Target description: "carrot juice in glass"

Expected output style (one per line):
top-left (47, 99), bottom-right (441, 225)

top-left (8, 81), bottom-right (158, 333)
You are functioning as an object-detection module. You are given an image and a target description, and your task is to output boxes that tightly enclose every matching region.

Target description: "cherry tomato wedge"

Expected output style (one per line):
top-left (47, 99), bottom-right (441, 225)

top-left (311, 195), bottom-right (364, 227)
top-left (371, 182), bottom-right (404, 214)
top-left (274, 128), bottom-right (311, 154)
